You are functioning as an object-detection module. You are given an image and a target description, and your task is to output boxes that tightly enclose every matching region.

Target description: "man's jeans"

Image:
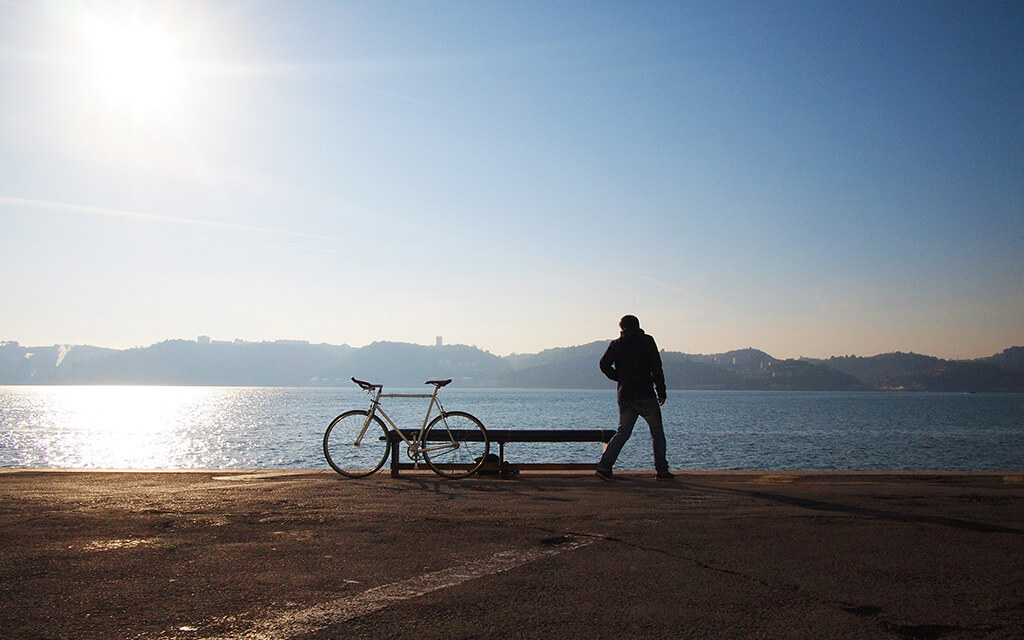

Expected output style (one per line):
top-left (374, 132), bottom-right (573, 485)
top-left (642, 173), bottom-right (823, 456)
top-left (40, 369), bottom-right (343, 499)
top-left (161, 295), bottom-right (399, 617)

top-left (598, 398), bottom-right (668, 473)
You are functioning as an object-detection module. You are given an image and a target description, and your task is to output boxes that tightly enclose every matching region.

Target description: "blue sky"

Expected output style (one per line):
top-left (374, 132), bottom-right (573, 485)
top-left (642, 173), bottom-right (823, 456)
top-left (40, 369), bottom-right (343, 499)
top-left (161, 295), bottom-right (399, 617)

top-left (1, 0), bottom-right (1021, 359)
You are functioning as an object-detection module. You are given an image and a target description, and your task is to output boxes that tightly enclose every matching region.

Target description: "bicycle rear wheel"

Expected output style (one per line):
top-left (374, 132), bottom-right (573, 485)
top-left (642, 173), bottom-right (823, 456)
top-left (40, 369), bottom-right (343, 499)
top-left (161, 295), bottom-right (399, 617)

top-left (422, 411), bottom-right (489, 478)
top-left (323, 410), bottom-right (390, 478)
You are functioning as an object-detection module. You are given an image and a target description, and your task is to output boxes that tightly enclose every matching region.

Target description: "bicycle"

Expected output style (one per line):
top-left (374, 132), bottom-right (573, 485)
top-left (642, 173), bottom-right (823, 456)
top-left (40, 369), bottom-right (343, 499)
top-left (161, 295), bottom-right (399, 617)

top-left (323, 377), bottom-right (489, 478)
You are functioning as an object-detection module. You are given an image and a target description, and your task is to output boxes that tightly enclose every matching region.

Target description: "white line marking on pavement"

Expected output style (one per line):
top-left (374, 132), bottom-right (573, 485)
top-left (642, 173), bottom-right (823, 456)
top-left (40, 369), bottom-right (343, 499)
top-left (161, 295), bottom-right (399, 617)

top-left (190, 535), bottom-right (597, 640)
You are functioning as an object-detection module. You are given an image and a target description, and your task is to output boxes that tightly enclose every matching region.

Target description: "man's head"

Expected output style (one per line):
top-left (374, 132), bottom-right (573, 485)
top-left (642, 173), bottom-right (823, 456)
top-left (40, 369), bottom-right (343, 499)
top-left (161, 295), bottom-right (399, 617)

top-left (619, 315), bottom-right (641, 331)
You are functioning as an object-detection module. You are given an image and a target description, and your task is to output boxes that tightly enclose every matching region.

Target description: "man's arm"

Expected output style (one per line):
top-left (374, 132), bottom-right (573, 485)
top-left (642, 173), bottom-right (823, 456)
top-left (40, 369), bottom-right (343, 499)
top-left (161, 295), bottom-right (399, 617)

top-left (599, 342), bottom-right (618, 381)
top-left (649, 338), bottom-right (667, 403)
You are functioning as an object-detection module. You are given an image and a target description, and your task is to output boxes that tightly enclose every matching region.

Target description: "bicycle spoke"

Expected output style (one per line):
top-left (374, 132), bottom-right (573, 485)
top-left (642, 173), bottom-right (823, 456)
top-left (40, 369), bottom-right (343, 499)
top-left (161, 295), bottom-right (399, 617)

top-left (423, 411), bottom-right (488, 478)
top-left (323, 410), bottom-right (390, 477)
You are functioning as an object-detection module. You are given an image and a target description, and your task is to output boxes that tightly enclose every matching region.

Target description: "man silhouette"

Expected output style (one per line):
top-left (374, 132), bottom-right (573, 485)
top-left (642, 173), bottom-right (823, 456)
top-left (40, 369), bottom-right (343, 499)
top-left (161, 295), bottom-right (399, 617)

top-left (596, 315), bottom-right (672, 480)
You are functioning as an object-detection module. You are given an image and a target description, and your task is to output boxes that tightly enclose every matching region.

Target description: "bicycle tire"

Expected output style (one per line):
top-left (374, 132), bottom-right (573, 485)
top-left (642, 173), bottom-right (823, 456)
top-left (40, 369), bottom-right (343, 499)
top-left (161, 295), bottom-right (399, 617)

top-left (422, 411), bottom-right (489, 478)
top-left (323, 410), bottom-right (390, 478)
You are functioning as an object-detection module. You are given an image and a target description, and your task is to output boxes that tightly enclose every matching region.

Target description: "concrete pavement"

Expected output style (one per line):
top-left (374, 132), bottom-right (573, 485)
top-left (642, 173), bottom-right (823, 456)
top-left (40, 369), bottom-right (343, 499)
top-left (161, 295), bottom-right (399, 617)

top-left (1, 469), bottom-right (1022, 639)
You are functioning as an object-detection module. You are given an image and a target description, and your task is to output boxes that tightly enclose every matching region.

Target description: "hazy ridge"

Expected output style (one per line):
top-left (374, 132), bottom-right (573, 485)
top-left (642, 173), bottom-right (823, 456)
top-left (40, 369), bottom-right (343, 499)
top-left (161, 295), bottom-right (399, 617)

top-left (2, 340), bottom-right (1023, 392)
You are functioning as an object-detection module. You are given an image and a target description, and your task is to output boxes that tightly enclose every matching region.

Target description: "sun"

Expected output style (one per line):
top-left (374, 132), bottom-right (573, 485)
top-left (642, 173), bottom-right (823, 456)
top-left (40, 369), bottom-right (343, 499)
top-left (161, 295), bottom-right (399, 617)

top-left (79, 16), bottom-right (187, 118)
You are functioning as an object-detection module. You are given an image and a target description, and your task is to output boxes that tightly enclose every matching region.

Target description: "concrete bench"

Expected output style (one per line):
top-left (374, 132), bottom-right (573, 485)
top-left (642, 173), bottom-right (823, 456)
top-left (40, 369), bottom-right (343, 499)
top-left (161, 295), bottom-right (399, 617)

top-left (385, 428), bottom-right (615, 477)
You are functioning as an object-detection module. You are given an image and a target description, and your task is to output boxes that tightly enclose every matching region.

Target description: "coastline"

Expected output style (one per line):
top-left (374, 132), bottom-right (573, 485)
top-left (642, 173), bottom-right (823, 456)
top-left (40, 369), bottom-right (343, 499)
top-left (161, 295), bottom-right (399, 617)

top-left (3, 467), bottom-right (1023, 478)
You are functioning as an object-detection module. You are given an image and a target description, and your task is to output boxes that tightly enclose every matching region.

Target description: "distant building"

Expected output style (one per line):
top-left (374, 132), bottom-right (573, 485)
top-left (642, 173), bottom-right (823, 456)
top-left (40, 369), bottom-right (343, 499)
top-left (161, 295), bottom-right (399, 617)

top-left (436, 336), bottom-right (443, 347)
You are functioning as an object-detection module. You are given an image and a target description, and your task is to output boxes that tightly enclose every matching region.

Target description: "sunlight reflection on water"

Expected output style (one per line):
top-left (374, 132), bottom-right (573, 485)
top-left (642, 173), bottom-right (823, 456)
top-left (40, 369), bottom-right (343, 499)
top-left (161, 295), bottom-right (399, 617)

top-left (4, 386), bottom-right (224, 468)
top-left (0, 386), bottom-right (340, 469)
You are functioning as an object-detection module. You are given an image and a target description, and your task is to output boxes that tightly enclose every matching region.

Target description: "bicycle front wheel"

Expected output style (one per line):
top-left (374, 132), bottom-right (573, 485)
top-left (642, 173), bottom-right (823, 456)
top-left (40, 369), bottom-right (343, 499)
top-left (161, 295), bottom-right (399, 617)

top-left (422, 411), bottom-right (489, 478)
top-left (323, 410), bottom-right (390, 478)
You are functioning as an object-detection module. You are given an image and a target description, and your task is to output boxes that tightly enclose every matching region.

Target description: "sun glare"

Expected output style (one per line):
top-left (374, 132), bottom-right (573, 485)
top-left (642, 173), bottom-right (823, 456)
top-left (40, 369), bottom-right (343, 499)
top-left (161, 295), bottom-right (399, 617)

top-left (79, 16), bottom-right (187, 118)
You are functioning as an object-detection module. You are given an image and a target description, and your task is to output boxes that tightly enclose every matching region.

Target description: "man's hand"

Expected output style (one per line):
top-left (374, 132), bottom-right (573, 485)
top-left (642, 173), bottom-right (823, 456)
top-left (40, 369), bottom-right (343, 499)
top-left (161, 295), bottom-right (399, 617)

top-left (658, 396), bottom-right (666, 406)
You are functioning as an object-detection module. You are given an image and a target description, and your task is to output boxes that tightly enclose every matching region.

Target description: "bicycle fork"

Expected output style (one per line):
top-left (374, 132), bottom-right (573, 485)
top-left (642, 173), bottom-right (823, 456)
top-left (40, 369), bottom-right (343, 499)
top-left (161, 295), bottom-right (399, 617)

top-left (353, 387), bottom-right (384, 447)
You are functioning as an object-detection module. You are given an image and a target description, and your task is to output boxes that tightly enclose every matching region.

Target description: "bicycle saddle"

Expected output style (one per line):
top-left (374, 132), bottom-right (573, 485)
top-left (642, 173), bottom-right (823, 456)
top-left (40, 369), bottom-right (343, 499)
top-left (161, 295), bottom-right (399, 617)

top-left (425, 379), bottom-right (452, 387)
top-left (351, 377), bottom-right (382, 390)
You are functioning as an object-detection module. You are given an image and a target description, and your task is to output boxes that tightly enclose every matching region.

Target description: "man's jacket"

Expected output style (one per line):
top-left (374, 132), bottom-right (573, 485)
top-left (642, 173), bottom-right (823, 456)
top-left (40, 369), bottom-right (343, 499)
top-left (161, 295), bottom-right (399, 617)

top-left (599, 328), bottom-right (667, 402)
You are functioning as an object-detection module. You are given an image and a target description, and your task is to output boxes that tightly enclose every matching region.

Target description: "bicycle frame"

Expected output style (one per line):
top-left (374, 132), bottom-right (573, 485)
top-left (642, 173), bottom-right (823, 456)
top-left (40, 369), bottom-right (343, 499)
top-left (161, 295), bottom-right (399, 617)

top-left (355, 383), bottom-right (452, 459)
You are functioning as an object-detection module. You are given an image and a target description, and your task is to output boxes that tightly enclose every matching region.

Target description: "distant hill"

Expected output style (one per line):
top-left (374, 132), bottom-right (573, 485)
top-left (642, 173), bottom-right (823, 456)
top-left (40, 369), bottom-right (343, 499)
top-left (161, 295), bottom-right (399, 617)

top-left (824, 352), bottom-right (941, 390)
top-left (687, 348), bottom-right (780, 377)
top-left (882, 361), bottom-right (1024, 393)
top-left (497, 343), bottom-right (863, 391)
top-left (661, 352), bottom-right (753, 390)
top-left (324, 341), bottom-right (510, 386)
top-left (1, 339), bottom-right (1022, 392)
top-left (980, 346), bottom-right (1024, 373)
top-left (0, 342), bottom-right (119, 384)
top-left (500, 342), bottom-right (608, 388)
top-left (825, 351), bottom-right (1024, 392)
top-left (0, 340), bottom-right (355, 386)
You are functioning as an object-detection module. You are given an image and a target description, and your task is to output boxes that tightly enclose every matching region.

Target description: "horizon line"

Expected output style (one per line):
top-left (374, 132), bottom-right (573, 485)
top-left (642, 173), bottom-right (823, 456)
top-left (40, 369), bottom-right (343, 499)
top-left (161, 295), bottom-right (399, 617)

top-left (2, 337), bottom-right (1017, 363)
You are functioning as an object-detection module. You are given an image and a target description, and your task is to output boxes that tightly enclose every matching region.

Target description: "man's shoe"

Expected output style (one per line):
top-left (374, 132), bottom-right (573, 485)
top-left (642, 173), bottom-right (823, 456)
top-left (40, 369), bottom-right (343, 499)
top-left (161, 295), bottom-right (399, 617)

top-left (595, 468), bottom-right (614, 481)
top-left (655, 471), bottom-right (675, 481)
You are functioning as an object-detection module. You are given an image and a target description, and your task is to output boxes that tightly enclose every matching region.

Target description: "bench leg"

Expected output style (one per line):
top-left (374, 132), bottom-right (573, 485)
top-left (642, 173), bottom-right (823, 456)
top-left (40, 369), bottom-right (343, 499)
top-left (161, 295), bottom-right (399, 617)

top-left (390, 436), bottom-right (400, 477)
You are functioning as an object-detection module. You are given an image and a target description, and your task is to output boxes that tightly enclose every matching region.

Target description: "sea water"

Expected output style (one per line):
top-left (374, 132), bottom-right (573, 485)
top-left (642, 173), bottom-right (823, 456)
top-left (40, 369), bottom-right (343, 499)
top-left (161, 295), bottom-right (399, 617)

top-left (1, 386), bottom-right (1021, 471)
